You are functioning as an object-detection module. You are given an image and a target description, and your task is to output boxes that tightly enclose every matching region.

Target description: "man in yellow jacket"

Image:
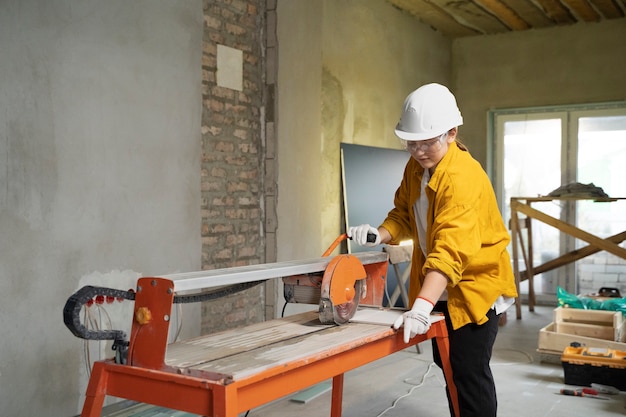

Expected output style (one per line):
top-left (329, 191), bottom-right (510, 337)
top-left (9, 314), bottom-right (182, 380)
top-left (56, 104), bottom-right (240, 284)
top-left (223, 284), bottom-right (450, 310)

top-left (349, 83), bottom-right (518, 417)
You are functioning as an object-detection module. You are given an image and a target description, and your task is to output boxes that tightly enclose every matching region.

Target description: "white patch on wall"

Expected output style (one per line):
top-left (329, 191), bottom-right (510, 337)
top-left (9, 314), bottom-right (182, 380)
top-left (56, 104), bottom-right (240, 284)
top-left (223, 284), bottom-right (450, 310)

top-left (75, 270), bottom-right (140, 411)
top-left (73, 269), bottom-right (200, 412)
top-left (217, 44), bottom-right (243, 91)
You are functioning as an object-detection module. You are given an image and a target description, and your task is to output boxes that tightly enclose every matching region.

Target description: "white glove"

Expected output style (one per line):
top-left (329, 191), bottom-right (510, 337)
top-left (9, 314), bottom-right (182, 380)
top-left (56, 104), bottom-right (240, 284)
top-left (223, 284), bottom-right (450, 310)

top-left (393, 297), bottom-right (434, 343)
top-left (347, 224), bottom-right (381, 247)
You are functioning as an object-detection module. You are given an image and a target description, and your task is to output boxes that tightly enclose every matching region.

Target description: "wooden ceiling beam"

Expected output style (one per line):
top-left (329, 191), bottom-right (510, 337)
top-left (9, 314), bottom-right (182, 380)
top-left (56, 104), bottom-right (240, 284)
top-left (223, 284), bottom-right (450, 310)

top-left (387, 0), bottom-right (481, 37)
top-left (530, 0), bottom-right (577, 23)
top-left (474, 0), bottom-right (532, 30)
top-left (386, 0), bottom-right (626, 37)
top-left (500, 0), bottom-right (556, 28)
top-left (561, 0), bottom-right (602, 21)
top-left (427, 0), bottom-right (510, 34)
top-left (591, 0), bottom-right (626, 18)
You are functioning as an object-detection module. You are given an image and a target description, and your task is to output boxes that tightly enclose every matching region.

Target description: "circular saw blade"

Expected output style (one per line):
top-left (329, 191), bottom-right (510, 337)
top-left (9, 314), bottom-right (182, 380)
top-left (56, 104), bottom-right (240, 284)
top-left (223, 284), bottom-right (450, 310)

top-left (318, 279), bottom-right (363, 325)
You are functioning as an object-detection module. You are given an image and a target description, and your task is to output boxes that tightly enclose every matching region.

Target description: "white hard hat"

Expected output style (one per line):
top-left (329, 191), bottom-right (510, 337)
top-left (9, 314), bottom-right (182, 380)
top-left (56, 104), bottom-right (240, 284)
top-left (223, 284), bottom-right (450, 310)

top-left (395, 83), bottom-right (463, 141)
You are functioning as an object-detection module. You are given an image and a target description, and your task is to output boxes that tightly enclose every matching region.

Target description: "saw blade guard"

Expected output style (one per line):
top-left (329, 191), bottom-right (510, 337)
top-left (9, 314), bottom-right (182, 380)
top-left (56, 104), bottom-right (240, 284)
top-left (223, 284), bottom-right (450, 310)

top-left (319, 254), bottom-right (367, 324)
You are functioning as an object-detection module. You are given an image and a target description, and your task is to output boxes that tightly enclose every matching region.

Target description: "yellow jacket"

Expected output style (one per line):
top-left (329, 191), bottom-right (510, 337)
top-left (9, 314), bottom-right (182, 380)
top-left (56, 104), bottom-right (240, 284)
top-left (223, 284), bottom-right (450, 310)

top-left (380, 142), bottom-right (518, 330)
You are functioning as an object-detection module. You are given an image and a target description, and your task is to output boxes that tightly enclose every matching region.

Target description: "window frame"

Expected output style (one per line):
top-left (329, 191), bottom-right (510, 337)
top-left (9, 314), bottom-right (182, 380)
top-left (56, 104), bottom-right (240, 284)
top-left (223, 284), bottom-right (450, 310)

top-left (487, 101), bottom-right (626, 297)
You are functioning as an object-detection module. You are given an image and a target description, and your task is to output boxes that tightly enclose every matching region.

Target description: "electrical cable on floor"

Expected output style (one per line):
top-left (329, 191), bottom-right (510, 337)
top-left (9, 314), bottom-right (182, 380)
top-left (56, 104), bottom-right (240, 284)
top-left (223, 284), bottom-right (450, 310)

top-left (491, 348), bottom-right (534, 366)
top-left (375, 362), bottom-right (443, 417)
top-left (372, 348), bottom-right (532, 417)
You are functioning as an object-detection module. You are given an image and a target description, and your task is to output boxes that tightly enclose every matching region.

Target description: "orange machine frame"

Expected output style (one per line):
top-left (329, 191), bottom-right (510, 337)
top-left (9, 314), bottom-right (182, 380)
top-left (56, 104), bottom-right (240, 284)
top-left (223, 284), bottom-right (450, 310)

top-left (79, 255), bottom-right (459, 417)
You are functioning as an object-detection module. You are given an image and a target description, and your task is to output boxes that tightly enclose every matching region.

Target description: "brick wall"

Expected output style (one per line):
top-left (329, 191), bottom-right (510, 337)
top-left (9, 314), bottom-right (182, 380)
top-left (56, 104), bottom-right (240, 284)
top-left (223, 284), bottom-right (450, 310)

top-left (200, 0), bottom-right (277, 333)
top-left (578, 253), bottom-right (626, 297)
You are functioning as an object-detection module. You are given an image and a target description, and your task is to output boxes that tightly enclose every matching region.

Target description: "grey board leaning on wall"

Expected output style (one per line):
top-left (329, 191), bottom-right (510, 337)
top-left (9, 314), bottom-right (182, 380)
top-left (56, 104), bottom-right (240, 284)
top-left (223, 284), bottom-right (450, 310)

top-left (340, 143), bottom-right (411, 307)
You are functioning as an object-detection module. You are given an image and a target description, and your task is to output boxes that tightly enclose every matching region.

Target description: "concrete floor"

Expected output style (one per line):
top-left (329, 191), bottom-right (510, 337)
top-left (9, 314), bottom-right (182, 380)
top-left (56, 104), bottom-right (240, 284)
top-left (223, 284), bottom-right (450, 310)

top-left (102, 305), bottom-right (626, 417)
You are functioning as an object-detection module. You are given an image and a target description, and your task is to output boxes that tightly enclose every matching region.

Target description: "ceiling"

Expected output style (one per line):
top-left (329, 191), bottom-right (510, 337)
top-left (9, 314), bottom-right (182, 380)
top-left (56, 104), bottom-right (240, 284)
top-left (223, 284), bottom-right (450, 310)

top-left (387, 0), bottom-right (626, 37)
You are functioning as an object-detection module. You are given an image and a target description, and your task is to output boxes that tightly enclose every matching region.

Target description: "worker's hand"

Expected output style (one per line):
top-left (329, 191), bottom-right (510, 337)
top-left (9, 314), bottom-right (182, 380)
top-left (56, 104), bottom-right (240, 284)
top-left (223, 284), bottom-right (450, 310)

top-left (347, 224), bottom-right (381, 247)
top-left (393, 297), bottom-right (434, 343)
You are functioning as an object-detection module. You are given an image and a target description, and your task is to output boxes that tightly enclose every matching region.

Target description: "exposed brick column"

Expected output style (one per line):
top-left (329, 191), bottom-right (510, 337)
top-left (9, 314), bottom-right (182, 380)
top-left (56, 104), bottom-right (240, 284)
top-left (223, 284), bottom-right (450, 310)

top-left (200, 0), bottom-right (268, 332)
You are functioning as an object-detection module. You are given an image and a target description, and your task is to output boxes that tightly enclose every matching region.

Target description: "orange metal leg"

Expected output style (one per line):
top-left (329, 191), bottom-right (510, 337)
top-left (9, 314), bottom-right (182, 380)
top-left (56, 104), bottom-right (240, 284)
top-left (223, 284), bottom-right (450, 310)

top-left (330, 374), bottom-right (344, 417)
top-left (211, 383), bottom-right (239, 417)
top-left (434, 333), bottom-right (459, 417)
top-left (81, 362), bottom-right (108, 417)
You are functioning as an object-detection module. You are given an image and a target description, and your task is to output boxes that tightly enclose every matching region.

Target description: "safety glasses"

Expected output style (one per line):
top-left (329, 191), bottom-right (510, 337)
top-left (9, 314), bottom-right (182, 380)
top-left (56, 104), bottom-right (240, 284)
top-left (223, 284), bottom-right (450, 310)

top-left (402, 133), bottom-right (447, 153)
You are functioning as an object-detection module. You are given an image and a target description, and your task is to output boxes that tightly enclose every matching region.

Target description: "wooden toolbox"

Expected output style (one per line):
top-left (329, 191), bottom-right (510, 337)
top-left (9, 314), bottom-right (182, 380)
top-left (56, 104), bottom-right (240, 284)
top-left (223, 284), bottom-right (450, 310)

top-left (538, 307), bottom-right (626, 357)
top-left (554, 307), bottom-right (626, 342)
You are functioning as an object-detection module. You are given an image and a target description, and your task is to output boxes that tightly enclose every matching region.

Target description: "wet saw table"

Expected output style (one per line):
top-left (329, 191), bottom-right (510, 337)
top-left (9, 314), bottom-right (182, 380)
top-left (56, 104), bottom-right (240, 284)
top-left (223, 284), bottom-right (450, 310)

top-left (84, 309), bottom-right (453, 417)
top-left (71, 252), bottom-right (458, 417)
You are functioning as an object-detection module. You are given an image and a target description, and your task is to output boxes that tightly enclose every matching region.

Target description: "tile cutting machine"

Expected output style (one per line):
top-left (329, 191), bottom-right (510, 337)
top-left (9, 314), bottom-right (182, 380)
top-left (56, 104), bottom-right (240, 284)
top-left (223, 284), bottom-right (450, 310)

top-left (63, 235), bottom-right (458, 417)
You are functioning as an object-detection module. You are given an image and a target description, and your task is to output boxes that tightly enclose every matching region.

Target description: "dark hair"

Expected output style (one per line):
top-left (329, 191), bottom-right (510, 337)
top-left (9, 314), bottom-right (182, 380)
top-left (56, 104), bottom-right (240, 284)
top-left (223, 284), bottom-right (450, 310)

top-left (455, 137), bottom-right (468, 151)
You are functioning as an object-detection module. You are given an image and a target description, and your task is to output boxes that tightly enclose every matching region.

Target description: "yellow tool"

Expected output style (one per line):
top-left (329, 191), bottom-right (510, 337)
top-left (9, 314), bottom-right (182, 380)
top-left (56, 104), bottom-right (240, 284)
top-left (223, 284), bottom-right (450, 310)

top-left (561, 345), bottom-right (626, 391)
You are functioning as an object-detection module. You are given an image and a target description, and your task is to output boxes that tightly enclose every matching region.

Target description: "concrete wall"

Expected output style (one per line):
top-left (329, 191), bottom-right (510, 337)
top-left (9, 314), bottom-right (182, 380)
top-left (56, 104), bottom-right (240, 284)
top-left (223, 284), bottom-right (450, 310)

top-left (0, 1), bottom-right (202, 415)
top-left (276, 0), bottom-right (451, 267)
top-left (452, 19), bottom-right (626, 166)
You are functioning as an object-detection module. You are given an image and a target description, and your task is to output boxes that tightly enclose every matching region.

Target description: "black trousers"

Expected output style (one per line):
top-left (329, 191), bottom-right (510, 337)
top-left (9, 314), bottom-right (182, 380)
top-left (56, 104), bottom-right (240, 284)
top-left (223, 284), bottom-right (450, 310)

top-left (432, 302), bottom-right (500, 417)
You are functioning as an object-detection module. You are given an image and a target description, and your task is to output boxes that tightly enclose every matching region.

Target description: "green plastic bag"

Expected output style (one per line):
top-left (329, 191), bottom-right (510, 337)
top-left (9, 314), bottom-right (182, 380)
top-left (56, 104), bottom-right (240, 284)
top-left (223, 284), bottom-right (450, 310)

top-left (556, 286), bottom-right (626, 316)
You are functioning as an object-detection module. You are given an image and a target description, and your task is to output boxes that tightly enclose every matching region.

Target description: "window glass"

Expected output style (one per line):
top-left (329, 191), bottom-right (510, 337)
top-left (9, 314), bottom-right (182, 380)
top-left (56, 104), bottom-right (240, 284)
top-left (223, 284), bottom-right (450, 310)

top-left (503, 118), bottom-right (562, 297)
top-left (576, 115), bottom-right (626, 296)
top-left (492, 105), bottom-right (626, 299)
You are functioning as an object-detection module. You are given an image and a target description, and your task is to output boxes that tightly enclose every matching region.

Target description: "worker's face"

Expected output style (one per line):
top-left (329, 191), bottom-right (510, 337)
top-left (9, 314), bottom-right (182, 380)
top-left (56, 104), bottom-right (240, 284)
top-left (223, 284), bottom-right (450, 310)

top-left (405, 129), bottom-right (456, 171)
